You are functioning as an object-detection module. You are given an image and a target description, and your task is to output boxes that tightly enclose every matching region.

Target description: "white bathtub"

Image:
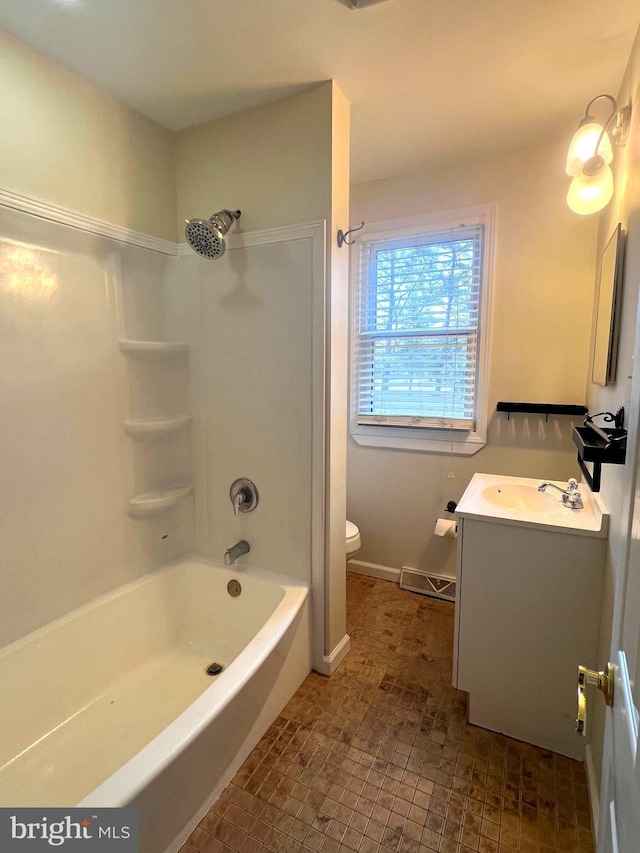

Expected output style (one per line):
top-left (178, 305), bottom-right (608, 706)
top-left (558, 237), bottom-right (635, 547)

top-left (0, 556), bottom-right (310, 853)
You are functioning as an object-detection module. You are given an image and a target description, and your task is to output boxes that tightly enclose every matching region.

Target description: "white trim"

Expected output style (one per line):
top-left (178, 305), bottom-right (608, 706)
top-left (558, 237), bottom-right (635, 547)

top-left (309, 223), bottom-right (329, 678)
top-left (315, 633), bottom-right (351, 676)
top-left (347, 559), bottom-right (401, 583)
top-left (0, 187), bottom-right (177, 255)
top-left (349, 203), bottom-right (496, 455)
top-left (0, 187), bottom-right (329, 260)
top-left (585, 743), bottom-right (600, 844)
top-left (351, 429), bottom-right (486, 455)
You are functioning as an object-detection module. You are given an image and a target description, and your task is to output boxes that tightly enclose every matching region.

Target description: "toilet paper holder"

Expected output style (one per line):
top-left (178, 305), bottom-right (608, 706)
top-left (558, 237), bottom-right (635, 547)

top-left (434, 517), bottom-right (458, 538)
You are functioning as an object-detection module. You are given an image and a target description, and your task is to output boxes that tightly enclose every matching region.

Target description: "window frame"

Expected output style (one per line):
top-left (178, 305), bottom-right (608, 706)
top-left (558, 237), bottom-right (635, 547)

top-left (349, 204), bottom-right (495, 455)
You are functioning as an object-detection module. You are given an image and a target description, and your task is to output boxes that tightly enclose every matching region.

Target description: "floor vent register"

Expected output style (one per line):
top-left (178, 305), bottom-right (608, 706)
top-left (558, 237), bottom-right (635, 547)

top-left (399, 567), bottom-right (456, 602)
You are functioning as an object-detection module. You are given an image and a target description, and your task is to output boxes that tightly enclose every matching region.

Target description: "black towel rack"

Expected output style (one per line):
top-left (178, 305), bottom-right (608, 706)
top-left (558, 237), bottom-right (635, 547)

top-left (572, 408), bottom-right (627, 492)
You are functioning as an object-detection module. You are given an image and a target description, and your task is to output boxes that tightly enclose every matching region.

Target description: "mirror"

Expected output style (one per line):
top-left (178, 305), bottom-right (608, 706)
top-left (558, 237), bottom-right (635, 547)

top-left (592, 223), bottom-right (626, 386)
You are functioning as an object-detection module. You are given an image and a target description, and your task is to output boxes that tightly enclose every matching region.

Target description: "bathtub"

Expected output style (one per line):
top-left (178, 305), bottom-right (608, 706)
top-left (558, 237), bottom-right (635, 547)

top-left (0, 556), bottom-right (310, 853)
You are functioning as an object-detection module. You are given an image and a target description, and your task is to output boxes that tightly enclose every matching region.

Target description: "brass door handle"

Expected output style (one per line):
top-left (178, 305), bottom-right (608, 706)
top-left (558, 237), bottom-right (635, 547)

top-left (576, 663), bottom-right (614, 735)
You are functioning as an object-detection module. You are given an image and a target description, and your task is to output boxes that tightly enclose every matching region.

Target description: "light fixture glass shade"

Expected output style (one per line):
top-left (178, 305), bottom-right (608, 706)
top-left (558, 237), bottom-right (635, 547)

top-left (566, 157), bottom-right (614, 215)
top-left (565, 121), bottom-right (614, 176)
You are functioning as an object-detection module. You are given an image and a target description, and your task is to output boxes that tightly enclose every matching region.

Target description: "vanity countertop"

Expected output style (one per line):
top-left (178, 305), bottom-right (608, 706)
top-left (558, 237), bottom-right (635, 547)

top-left (456, 472), bottom-right (608, 538)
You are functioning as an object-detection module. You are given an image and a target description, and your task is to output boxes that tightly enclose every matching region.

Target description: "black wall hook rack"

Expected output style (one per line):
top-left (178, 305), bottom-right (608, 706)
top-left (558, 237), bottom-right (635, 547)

top-left (337, 221), bottom-right (365, 248)
top-left (496, 401), bottom-right (587, 422)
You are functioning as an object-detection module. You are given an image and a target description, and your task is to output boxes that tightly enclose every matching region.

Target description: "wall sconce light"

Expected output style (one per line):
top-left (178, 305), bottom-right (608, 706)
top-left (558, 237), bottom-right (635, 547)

top-left (566, 94), bottom-right (631, 215)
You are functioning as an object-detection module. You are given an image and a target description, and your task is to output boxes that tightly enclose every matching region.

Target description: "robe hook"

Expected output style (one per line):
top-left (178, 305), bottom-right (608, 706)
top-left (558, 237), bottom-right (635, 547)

top-left (337, 222), bottom-right (365, 248)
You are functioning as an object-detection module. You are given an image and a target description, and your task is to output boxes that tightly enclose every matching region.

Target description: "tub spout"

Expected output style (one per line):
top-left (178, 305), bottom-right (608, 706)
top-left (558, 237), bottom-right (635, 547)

top-left (224, 540), bottom-right (250, 566)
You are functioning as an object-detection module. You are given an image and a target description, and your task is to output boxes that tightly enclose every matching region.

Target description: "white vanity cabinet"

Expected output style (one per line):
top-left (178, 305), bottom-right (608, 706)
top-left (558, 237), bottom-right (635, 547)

top-left (453, 473), bottom-right (607, 760)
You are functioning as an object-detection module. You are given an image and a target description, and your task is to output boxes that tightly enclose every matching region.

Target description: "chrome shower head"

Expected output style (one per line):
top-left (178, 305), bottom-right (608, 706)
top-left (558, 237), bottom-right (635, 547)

top-left (184, 209), bottom-right (241, 259)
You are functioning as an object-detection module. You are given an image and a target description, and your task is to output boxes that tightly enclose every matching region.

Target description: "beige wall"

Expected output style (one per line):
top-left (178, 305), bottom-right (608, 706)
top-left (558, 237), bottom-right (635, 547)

top-left (2, 26), bottom-right (337, 244)
top-left (175, 84), bottom-right (334, 237)
top-left (0, 29), bottom-right (176, 241)
top-left (348, 139), bottom-right (598, 576)
top-left (584, 24), bottom-right (640, 790)
top-left (1, 26), bottom-right (339, 245)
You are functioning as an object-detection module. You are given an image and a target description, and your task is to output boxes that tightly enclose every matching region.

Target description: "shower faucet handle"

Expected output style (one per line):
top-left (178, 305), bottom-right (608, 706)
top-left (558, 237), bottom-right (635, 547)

top-left (233, 490), bottom-right (247, 517)
top-left (230, 478), bottom-right (259, 517)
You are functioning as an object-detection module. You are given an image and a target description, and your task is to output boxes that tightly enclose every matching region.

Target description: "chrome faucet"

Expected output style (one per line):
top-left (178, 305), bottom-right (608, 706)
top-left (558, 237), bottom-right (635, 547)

top-left (224, 540), bottom-right (250, 566)
top-left (538, 478), bottom-right (584, 509)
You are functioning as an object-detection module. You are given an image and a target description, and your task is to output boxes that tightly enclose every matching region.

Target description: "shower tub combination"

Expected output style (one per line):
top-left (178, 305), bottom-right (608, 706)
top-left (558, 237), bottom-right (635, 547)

top-left (0, 557), bottom-right (310, 853)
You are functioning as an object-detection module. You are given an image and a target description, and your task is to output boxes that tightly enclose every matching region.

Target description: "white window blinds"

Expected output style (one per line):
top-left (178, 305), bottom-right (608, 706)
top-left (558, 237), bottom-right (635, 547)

top-left (354, 224), bottom-right (484, 430)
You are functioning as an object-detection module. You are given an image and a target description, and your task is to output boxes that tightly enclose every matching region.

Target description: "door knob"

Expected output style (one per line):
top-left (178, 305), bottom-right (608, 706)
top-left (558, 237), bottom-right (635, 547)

top-left (576, 663), bottom-right (614, 735)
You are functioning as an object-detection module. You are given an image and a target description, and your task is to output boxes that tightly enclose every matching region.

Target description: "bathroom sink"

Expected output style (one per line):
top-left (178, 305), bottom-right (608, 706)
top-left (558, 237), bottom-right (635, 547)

top-left (456, 473), bottom-right (608, 537)
top-left (482, 484), bottom-right (561, 514)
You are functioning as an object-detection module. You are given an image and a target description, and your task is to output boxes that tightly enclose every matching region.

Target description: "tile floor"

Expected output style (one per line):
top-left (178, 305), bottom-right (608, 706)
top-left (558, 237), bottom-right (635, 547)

top-left (181, 573), bottom-right (594, 853)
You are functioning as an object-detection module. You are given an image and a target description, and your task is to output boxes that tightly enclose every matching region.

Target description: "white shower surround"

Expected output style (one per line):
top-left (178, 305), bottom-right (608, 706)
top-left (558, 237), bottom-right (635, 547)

top-left (0, 192), bottom-right (340, 848)
top-left (0, 190), bottom-right (331, 661)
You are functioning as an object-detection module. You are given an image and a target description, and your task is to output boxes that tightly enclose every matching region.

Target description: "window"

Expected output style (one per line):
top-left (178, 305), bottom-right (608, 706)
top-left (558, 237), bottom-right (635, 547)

top-left (351, 207), bottom-right (494, 454)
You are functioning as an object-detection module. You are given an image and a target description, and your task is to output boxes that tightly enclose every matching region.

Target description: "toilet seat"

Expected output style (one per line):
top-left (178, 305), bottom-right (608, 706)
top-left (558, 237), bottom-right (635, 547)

top-left (346, 520), bottom-right (361, 556)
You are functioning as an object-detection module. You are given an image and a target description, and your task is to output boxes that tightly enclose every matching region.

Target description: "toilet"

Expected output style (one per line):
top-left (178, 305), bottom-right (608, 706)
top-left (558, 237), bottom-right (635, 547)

top-left (346, 520), bottom-right (361, 559)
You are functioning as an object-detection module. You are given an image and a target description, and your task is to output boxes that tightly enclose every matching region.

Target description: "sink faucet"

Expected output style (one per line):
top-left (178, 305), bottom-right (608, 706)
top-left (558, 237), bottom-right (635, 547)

top-left (224, 540), bottom-right (250, 566)
top-left (538, 478), bottom-right (584, 509)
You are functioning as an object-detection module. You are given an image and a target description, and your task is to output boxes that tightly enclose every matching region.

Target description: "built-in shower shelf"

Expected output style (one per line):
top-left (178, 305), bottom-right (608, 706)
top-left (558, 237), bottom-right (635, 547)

top-left (128, 485), bottom-right (194, 518)
top-left (119, 339), bottom-right (189, 357)
top-left (124, 416), bottom-right (191, 438)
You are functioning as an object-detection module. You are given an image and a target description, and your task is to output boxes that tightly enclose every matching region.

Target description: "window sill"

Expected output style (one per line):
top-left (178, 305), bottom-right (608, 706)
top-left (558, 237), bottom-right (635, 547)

top-left (350, 425), bottom-right (486, 455)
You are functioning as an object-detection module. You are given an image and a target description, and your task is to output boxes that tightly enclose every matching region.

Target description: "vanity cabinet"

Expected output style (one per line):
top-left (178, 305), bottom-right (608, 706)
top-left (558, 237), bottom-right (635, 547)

top-left (453, 473), bottom-right (607, 760)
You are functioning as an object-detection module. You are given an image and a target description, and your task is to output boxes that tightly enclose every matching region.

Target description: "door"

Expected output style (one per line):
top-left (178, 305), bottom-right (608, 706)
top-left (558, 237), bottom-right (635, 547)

top-left (598, 542), bottom-right (640, 849)
top-left (597, 311), bottom-right (640, 850)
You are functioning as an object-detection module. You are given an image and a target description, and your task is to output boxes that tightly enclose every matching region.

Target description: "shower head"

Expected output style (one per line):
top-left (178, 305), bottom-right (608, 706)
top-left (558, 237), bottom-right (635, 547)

top-left (184, 209), bottom-right (241, 259)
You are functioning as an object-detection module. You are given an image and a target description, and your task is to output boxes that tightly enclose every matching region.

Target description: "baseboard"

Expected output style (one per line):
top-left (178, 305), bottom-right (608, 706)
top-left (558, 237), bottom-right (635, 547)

top-left (315, 633), bottom-right (351, 676)
top-left (584, 743), bottom-right (600, 844)
top-left (347, 559), bottom-right (400, 583)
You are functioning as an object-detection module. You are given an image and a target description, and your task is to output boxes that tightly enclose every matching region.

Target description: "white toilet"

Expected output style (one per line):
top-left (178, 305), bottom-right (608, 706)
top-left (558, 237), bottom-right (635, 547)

top-left (346, 520), bottom-right (361, 559)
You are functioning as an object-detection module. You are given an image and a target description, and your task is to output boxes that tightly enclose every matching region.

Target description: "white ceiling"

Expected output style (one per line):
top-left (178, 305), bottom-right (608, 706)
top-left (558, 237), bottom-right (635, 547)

top-left (0, 0), bottom-right (638, 183)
